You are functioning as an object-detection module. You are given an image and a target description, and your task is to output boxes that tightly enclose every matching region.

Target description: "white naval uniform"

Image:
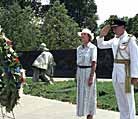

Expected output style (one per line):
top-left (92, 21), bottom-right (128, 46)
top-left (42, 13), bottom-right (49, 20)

top-left (76, 42), bottom-right (97, 117)
top-left (97, 31), bottom-right (138, 119)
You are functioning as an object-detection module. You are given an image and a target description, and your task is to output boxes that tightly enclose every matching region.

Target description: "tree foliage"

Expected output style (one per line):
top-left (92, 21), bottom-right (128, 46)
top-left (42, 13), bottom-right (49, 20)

top-left (0, 3), bottom-right (42, 51)
top-left (0, 0), bottom-right (31, 9)
top-left (41, 0), bottom-right (81, 50)
top-left (0, 0), bottom-right (49, 18)
top-left (127, 14), bottom-right (138, 38)
top-left (51, 0), bottom-right (98, 31)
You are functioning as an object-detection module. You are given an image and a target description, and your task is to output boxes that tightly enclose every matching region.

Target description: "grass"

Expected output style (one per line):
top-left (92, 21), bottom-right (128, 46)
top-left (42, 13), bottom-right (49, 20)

top-left (23, 78), bottom-right (138, 114)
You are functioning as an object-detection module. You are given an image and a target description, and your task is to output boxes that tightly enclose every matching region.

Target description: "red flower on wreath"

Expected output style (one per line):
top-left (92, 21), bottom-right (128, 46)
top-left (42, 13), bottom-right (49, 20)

top-left (13, 57), bottom-right (20, 63)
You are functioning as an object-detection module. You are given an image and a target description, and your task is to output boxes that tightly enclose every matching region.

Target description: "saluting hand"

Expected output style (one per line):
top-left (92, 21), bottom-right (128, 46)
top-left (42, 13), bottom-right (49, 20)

top-left (100, 25), bottom-right (111, 38)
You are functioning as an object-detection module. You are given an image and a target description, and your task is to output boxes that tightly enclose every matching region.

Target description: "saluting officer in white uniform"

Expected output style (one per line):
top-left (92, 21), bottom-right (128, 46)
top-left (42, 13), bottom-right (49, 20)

top-left (97, 19), bottom-right (138, 119)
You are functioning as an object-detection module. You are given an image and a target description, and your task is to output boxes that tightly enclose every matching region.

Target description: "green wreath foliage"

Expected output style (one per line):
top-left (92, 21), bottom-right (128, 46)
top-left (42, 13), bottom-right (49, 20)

top-left (0, 29), bottom-right (23, 113)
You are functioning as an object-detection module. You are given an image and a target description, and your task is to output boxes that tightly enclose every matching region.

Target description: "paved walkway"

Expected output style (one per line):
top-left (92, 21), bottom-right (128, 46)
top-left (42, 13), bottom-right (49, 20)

top-left (53, 78), bottom-right (112, 82)
top-left (1, 94), bottom-right (137, 119)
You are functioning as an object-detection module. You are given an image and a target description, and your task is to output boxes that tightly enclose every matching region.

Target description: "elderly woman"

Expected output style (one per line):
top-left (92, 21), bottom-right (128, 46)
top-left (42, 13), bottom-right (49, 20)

top-left (76, 28), bottom-right (97, 119)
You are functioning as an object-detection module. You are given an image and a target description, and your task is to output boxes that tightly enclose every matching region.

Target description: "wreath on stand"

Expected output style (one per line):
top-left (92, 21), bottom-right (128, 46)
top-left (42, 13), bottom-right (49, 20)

top-left (0, 27), bottom-right (25, 118)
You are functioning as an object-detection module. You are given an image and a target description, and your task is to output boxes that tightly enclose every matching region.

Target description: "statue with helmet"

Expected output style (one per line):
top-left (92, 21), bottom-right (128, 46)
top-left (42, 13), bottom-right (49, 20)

top-left (32, 43), bottom-right (55, 84)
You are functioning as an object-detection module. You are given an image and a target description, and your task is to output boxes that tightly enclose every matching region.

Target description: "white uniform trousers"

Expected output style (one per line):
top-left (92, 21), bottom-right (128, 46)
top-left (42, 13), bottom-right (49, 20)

top-left (113, 81), bottom-right (136, 119)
